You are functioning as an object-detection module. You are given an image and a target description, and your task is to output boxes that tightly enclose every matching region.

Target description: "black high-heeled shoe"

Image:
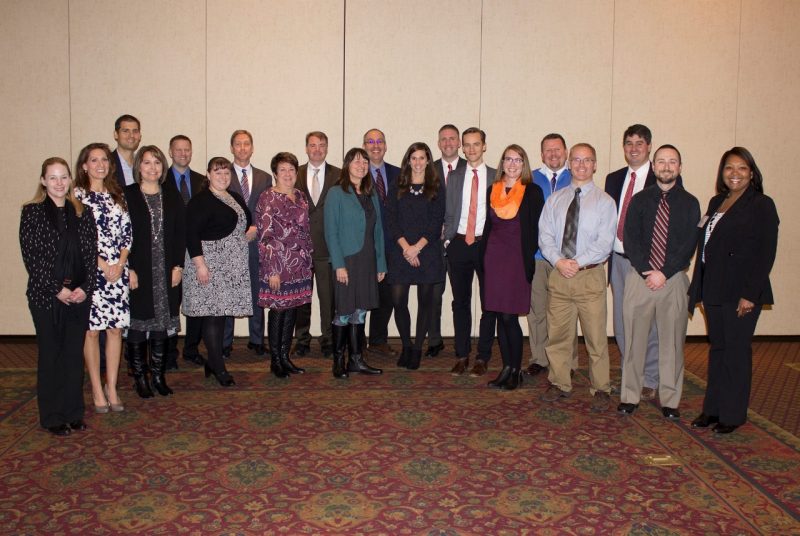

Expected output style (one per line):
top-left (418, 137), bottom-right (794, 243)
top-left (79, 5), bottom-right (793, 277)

top-left (500, 369), bottom-right (523, 391)
top-left (488, 366), bottom-right (512, 388)
top-left (205, 363), bottom-right (236, 387)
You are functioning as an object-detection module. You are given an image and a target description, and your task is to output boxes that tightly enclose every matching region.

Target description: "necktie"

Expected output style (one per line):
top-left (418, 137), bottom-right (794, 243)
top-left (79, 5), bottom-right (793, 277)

top-left (375, 168), bottom-right (387, 205)
top-left (561, 188), bottom-right (581, 259)
top-left (179, 174), bottom-right (190, 205)
top-left (446, 163), bottom-right (453, 185)
top-left (241, 168), bottom-right (250, 204)
top-left (311, 167), bottom-right (321, 204)
top-left (649, 191), bottom-right (670, 271)
top-left (616, 170), bottom-right (636, 241)
top-left (465, 168), bottom-right (479, 245)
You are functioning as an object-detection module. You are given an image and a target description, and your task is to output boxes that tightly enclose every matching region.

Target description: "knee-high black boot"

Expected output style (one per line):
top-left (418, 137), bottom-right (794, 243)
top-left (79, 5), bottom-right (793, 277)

top-left (165, 334), bottom-right (179, 370)
top-left (149, 338), bottom-right (174, 396)
top-left (279, 308), bottom-right (304, 374)
top-left (268, 310), bottom-right (289, 378)
top-left (128, 340), bottom-right (154, 399)
top-left (347, 323), bottom-right (382, 375)
top-left (332, 323), bottom-right (348, 379)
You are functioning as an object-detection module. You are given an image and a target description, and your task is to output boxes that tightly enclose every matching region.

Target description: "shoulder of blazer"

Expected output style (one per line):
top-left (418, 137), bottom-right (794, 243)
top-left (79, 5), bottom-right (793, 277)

top-left (604, 167), bottom-right (627, 199)
top-left (189, 169), bottom-right (205, 189)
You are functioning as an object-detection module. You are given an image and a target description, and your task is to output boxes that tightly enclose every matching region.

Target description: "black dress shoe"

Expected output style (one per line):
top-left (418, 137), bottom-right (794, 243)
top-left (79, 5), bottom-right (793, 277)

top-left (222, 346), bottom-right (232, 358)
top-left (661, 407), bottom-right (681, 420)
top-left (294, 344), bottom-right (311, 357)
top-left (525, 363), bottom-right (548, 376)
top-left (617, 402), bottom-right (638, 415)
top-left (691, 413), bottom-right (720, 428)
top-left (47, 424), bottom-right (71, 436)
top-left (488, 366), bottom-right (512, 388)
top-left (712, 422), bottom-right (739, 434)
top-left (69, 420), bottom-right (88, 431)
top-left (183, 353), bottom-right (205, 366)
top-left (425, 342), bottom-right (444, 357)
top-left (247, 342), bottom-right (266, 356)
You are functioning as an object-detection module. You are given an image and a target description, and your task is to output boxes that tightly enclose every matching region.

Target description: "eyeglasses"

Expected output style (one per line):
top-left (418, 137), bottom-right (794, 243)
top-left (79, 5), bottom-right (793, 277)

top-left (570, 158), bottom-right (595, 165)
top-left (365, 139), bottom-right (385, 146)
top-left (503, 157), bottom-right (523, 164)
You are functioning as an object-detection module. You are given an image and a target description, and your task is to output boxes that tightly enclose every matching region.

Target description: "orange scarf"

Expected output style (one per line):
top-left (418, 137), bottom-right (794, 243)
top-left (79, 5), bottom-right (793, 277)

top-left (490, 180), bottom-right (525, 219)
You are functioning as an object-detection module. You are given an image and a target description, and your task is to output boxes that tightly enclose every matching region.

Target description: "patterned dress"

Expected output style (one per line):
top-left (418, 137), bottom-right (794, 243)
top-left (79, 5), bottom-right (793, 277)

top-left (74, 188), bottom-right (132, 330)
top-left (255, 188), bottom-right (313, 310)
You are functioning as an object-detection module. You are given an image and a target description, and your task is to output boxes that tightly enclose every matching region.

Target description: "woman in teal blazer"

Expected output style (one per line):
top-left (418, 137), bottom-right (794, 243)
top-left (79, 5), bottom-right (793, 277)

top-left (324, 147), bottom-right (386, 379)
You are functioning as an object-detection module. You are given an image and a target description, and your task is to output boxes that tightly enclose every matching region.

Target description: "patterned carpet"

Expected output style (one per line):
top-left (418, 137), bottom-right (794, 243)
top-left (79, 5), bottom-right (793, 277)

top-left (0, 340), bottom-right (799, 534)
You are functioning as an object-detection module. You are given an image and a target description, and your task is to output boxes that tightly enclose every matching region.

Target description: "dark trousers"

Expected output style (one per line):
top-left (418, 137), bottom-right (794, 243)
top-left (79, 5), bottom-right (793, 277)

top-left (428, 258), bottom-right (447, 347)
top-left (446, 236), bottom-right (496, 362)
top-left (368, 278), bottom-right (394, 345)
top-left (183, 316), bottom-right (204, 357)
top-left (391, 283), bottom-right (435, 350)
top-left (703, 303), bottom-right (761, 426)
top-left (294, 257), bottom-right (334, 349)
top-left (29, 303), bottom-right (88, 428)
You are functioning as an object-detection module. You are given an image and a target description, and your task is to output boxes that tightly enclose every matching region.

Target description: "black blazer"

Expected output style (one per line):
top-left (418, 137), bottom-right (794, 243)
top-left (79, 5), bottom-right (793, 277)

top-left (124, 184), bottom-right (186, 319)
top-left (112, 150), bottom-right (128, 190)
top-left (162, 168), bottom-right (205, 206)
top-left (481, 182), bottom-right (545, 283)
top-left (295, 162), bottom-right (341, 261)
top-left (688, 186), bottom-right (779, 311)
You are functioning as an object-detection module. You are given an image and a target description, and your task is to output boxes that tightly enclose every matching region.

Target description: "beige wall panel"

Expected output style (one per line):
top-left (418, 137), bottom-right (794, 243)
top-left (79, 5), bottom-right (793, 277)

top-left (69, 0), bottom-right (207, 164)
top-left (611, 0), bottom-right (740, 336)
top-left (735, 0), bottom-right (800, 334)
top-left (343, 0), bottom-right (482, 162)
top-left (1, 0), bottom-right (70, 334)
top-left (481, 0), bottom-right (615, 168)
top-left (206, 0), bottom-right (344, 165)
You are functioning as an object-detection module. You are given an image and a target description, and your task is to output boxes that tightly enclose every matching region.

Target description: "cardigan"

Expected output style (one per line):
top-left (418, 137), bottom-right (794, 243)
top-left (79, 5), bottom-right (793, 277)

top-left (185, 188), bottom-right (251, 258)
top-left (323, 185), bottom-right (387, 272)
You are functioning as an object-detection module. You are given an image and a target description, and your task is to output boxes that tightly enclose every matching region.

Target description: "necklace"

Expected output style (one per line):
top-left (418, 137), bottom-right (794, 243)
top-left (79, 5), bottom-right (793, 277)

top-left (409, 183), bottom-right (424, 196)
top-left (143, 188), bottom-right (163, 238)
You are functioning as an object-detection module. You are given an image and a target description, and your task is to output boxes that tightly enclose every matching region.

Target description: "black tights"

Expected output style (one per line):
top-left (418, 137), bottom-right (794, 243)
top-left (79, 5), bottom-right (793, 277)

top-left (391, 284), bottom-right (434, 350)
top-left (127, 329), bottom-right (167, 343)
top-left (202, 316), bottom-right (228, 375)
top-left (496, 313), bottom-right (523, 370)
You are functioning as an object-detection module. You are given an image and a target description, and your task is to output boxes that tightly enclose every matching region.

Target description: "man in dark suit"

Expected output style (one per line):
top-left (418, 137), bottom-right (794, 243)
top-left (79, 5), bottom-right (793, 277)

top-left (427, 124), bottom-right (466, 357)
top-left (111, 114), bottom-right (142, 189)
top-left (293, 131), bottom-right (340, 358)
top-left (162, 134), bottom-right (206, 369)
top-left (363, 128), bottom-right (400, 357)
top-left (225, 129), bottom-right (272, 357)
top-left (605, 124), bottom-right (662, 399)
top-left (442, 127), bottom-right (497, 377)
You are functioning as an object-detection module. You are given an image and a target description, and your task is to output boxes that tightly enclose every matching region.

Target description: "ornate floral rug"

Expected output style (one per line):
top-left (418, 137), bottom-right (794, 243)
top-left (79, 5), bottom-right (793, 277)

top-left (0, 356), bottom-right (798, 535)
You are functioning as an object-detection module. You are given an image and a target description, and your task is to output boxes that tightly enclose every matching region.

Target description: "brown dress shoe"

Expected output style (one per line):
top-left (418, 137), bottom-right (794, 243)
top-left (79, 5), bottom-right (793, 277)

top-left (367, 343), bottom-right (397, 356)
top-left (469, 360), bottom-right (488, 377)
top-left (641, 387), bottom-right (657, 401)
top-left (540, 384), bottom-right (571, 402)
top-left (525, 363), bottom-right (547, 376)
top-left (450, 358), bottom-right (469, 375)
top-left (591, 391), bottom-right (611, 412)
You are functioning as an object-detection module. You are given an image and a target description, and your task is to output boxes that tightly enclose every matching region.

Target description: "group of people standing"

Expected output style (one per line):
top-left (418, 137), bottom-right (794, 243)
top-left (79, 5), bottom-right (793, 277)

top-left (19, 116), bottom-right (778, 437)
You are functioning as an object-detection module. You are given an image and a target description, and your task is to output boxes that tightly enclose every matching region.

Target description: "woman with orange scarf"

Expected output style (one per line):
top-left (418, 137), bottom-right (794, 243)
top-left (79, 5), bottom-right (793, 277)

top-left (483, 144), bottom-right (545, 390)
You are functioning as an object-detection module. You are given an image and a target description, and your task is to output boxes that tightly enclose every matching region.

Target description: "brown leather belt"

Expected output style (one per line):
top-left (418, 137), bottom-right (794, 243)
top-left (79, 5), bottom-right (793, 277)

top-left (578, 263), bottom-right (601, 271)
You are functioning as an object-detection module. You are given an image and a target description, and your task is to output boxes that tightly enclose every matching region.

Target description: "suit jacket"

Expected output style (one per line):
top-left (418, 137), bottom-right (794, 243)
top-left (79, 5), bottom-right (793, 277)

top-left (443, 164), bottom-right (497, 242)
top-left (228, 164), bottom-right (272, 262)
top-left (481, 182), bottom-right (545, 283)
top-left (112, 150), bottom-right (129, 190)
top-left (434, 157), bottom-right (467, 186)
top-left (688, 186), bottom-right (778, 310)
top-left (372, 162), bottom-right (400, 256)
top-left (162, 167), bottom-right (205, 205)
top-left (295, 162), bottom-right (341, 260)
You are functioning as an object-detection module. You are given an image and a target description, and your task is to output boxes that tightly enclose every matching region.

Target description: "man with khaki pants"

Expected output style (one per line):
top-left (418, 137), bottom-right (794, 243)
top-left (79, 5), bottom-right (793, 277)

top-left (537, 143), bottom-right (616, 412)
top-left (617, 144), bottom-right (700, 419)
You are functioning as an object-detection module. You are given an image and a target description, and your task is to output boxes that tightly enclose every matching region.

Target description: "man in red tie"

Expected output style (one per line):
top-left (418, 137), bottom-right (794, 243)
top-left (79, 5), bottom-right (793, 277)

top-left (442, 127), bottom-right (497, 377)
top-left (427, 124), bottom-right (467, 358)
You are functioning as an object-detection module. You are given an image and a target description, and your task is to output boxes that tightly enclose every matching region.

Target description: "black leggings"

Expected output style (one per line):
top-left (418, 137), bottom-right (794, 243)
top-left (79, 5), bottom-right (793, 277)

top-left (201, 316), bottom-right (228, 375)
top-left (496, 313), bottom-right (523, 369)
top-left (391, 283), bottom-right (434, 350)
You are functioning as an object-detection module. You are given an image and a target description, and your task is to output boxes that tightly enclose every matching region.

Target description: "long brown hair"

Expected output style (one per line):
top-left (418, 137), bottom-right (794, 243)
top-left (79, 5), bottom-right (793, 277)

top-left (398, 142), bottom-right (439, 200)
top-left (25, 157), bottom-right (85, 216)
top-left (338, 147), bottom-right (374, 195)
top-left (74, 143), bottom-right (127, 211)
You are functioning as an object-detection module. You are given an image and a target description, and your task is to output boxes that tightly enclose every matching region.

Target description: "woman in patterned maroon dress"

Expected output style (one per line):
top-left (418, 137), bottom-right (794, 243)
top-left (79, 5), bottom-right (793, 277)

top-left (256, 152), bottom-right (314, 378)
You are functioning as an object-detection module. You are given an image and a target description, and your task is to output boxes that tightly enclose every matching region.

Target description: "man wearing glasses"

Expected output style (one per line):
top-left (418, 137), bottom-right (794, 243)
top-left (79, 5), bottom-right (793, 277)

top-left (538, 144), bottom-right (616, 412)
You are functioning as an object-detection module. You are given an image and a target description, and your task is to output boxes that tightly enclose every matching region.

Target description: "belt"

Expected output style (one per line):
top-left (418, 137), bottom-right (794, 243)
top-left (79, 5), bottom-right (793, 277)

top-left (578, 263), bottom-right (601, 271)
top-left (614, 251), bottom-right (629, 260)
top-left (455, 233), bottom-right (483, 242)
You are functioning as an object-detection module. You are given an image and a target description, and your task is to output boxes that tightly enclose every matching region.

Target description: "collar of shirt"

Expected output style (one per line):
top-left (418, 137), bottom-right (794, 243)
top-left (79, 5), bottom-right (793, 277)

top-left (233, 163), bottom-right (253, 180)
top-left (539, 164), bottom-right (567, 178)
top-left (628, 161), bottom-right (651, 181)
top-left (171, 166), bottom-right (191, 191)
top-left (308, 162), bottom-right (326, 181)
top-left (369, 162), bottom-right (387, 185)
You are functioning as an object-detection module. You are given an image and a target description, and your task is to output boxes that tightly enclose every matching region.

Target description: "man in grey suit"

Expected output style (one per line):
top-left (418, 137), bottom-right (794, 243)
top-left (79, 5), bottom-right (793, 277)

top-left (442, 127), bottom-right (497, 377)
top-left (225, 129), bottom-right (272, 357)
top-left (293, 131), bottom-right (340, 358)
top-left (427, 124), bottom-right (466, 357)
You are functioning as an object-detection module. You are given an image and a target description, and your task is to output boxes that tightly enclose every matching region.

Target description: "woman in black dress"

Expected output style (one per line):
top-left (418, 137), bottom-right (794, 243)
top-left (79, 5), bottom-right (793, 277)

top-left (20, 157), bottom-right (97, 435)
top-left (688, 147), bottom-right (779, 434)
top-left (324, 148), bottom-right (387, 379)
top-left (124, 146), bottom-right (185, 398)
top-left (386, 142), bottom-right (445, 369)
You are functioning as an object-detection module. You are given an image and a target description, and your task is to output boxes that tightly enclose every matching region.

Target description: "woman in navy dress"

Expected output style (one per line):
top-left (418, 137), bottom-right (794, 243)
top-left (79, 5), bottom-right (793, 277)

top-left (483, 144), bottom-right (544, 390)
top-left (386, 142), bottom-right (445, 369)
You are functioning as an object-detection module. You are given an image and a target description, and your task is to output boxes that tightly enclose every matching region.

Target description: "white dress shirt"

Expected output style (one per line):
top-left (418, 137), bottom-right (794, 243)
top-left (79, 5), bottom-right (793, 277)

top-left (456, 162), bottom-right (489, 236)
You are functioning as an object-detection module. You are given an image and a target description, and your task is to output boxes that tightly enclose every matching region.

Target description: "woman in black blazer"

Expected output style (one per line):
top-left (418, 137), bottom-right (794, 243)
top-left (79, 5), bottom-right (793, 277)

top-left (688, 147), bottom-right (779, 434)
top-left (482, 144), bottom-right (545, 390)
top-left (20, 157), bottom-right (97, 436)
top-left (124, 146), bottom-right (186, 398)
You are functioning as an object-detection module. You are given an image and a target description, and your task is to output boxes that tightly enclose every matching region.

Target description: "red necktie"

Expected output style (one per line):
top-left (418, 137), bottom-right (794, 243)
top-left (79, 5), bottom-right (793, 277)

top-left (616, 171), bottom-right (637, 241)
top-left (375, 168), bottom-right (387, 205)
top-left (465, 169), bottom-right (479, 245)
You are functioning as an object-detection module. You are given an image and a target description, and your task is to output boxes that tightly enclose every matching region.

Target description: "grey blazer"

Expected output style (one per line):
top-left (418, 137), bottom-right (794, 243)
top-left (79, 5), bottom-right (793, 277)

top-left (443, 164), bottom-right (496, 242)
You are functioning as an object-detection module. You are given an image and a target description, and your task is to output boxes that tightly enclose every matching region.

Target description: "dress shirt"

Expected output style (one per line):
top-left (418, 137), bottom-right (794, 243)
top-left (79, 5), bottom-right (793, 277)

top-left (456, 162), bottom-right (489, 236)
top-left (538, 165), bottom-right (568, 194)
top-left (369, 163), bottom-right (388, 193)
top-left (117, 150), bottom-right (135, 186)
top-left (623, 184), bottom-right (700, 280)
top-left (614, 161), bottom-right (651, 253)
top-left (440, 157), bottom-right (459, 185)
top-left (233, 163), bottom-right (253, 199)
top-left (538, 180), bottom-right (616, 268)
top-left (307, 163), bottom-right (326, 204)
top-left (171, 166), bottom-right (193, 198)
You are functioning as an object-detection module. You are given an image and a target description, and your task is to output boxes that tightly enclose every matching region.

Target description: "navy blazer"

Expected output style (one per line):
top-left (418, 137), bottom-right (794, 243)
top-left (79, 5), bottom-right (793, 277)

top-left (688, 186), bottom-right (778, 311)
top-left (228, 164), bottom-right (272, 262)
top-left (112, 150), bottom-right (128, 190)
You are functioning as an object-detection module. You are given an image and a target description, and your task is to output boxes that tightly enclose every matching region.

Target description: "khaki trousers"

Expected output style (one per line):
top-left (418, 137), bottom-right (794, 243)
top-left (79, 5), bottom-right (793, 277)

top-left (621, 270), bottom-right (689, 408)
top-left (527, 259), bottom-right (578, 368)
top-left (545, 265), bottom-right (610, 394)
